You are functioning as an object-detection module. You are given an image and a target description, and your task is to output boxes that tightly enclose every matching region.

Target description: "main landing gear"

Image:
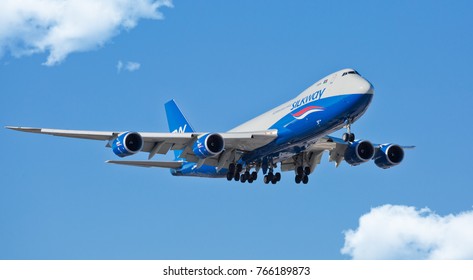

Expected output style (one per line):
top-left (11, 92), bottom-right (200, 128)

top-left (294, 166), bottom-right (310, 184)
top-left (226, 162), bottom-right (281, 184)
top-left (226, 163), bottom-right (258, 184)
top-left (263, 169), bottom-right (281, 185)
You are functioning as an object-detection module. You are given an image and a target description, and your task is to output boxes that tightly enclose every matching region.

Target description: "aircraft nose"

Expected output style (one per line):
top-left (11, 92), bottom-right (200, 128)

top-left (357, 78), bottom-right (374, 94)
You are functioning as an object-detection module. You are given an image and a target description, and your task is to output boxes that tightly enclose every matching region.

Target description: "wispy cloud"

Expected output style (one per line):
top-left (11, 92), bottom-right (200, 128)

top-left (341, 204), bottom-right (473, 259)
top-left (117, 60), bottom-right (141, 73)
top-left (0, 0), bottom-right (173, 66)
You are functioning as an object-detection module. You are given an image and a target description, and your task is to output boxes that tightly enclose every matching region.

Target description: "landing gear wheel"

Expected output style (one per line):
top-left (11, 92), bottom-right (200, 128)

top-left (248, 178), bottom-right (254, 183)
top-left (342, 132), bottom-right (355, 142)
top-left (226, 172), bottom-right (233, 181)
top-left (349, 133), bottom-right (355, 142)
top-left (271, 177), bottom-right (278, 184)
top-left (263, 175), bottom-right (270, 184)
top-left (295, 175), bottom-right (302, 184)
top-left (251, 171), bottom-right (258, 180)
top-left (296, 166), bottom-right (304, 176)
top-left (302, 175), bottom-right (309, 184)
top-left (304, 166), bottom-right (311, 175)
top-left (228, 163), bottom-right (236, 174)
top-left (275, 172), bottom-right (281, 181)
top-left (267, 172), bottom-right (274, 182)
top-left (236, 164), bottom-right (243, 173)
top-left (240, 176), bottom-right (246, 183)
top-left (234, 173), bottom-right (240, 181)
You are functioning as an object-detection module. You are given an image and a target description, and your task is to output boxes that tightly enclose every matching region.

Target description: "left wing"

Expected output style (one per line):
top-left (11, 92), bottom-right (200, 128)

top-left (279, 135), bottom-right (415, 172)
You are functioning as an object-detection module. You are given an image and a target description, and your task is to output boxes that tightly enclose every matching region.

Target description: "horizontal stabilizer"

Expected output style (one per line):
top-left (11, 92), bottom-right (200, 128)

top-left (106, 160), bottom-right (183, 169)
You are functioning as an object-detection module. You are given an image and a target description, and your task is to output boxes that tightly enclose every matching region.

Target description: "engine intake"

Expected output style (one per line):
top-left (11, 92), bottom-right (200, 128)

top-left (344, 140), bottom-right (375, 166)
top-left (374, 144), bottom-right (404, 169)
top-left (112, 131), bottom-right (143, 157)
top-left (193, 133), bottom-right (224, 159)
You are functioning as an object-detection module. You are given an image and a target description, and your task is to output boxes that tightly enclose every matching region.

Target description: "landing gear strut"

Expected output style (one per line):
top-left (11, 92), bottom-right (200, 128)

top-left (342, 120), bottom-right (355, 142)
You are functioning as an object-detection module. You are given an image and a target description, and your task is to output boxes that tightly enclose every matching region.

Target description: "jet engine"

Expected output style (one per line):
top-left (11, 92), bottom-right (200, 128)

top-left (344, 140), bottom-right (375, 166)
top-left (192, 133), bottom-right (225, 159)
top-left (374, 144), bottom-right (404, 169)
top-left (112, 131), bottom-right (143, 157)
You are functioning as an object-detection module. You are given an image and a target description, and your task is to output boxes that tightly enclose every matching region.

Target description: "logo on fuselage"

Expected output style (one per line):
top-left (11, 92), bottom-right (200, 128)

top-left (291, 88), bottom-right (325, 110)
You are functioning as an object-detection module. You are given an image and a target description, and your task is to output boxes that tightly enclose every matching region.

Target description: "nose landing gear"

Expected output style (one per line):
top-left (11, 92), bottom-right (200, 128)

top-left (342, 120), bottom-right (355, 142)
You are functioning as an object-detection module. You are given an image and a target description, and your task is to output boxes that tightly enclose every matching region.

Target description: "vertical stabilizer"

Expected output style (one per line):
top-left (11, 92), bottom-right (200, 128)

top-left (164, 100), bottom-right (195, 159)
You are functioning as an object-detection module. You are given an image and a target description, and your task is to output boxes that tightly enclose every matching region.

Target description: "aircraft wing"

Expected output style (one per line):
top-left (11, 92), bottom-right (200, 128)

top-left (5, 126), bottom-right (278, 163)
top-left (280, 135), bottom-right (415, 172)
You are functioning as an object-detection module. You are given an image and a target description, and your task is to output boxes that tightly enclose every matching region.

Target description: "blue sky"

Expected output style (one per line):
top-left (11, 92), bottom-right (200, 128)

top-left (1, 1), bottom-right (473, 259)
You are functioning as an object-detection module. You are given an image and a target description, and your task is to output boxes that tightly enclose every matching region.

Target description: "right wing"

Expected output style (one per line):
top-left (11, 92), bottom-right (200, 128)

top-left (6, 126), bottom-right (278, 167)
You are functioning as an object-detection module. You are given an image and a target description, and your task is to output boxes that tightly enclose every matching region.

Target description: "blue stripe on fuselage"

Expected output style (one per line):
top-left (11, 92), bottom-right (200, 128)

top-left (241, 93), bottom-right (373, 162)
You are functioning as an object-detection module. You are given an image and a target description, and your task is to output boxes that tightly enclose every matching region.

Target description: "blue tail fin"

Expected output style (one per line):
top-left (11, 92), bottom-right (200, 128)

top-left (164, 100), bottom-right (195, 160)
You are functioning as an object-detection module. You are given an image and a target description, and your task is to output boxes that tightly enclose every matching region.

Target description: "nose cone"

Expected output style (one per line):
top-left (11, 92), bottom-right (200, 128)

top-left (357, 78), bottom-right (375, 94)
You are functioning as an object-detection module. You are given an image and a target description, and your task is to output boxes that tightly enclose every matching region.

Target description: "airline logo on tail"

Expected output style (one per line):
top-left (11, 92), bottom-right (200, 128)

top-left (172, 124), bottom-right (187, 134)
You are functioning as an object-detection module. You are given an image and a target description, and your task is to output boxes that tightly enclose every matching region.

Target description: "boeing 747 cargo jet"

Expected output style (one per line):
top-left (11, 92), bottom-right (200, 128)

top-left (7, 69), bottom-right (414, 184)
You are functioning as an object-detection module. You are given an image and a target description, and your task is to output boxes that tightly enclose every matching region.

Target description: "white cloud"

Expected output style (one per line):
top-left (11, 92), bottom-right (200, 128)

top-left (0, 0), bottom-right (172, 66)
top-left (117, 60), bottom-right (141, 73)
top-left (341, 204), bottom-right (473, 259)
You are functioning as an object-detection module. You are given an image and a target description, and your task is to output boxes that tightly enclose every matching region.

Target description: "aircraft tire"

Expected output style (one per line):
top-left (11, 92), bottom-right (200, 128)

top-left (251, 171), bottom-right (258, 180)
top-left (349, 133), bottom-right (355, 142)
top-left (275, 172), bottom-right (281, 181)
top-left (234, 173), bottom-right (240, 181)
top-left (304, 167), bottom-right (310, 175)
top-left (302, 175), bottom-right (309, 184)
top-left (226, 173), bottom-right (233, 181)
top-left (295, 175), bottom-right (302, 184)
top-left (263, 175), bottom-right (270, 184)
top-left (229, 163), bottom-right (236, 174)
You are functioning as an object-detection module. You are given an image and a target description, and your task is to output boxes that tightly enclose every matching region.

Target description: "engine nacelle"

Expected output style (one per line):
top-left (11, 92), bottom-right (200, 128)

top-left (192, 133), bottom-right (224, 159)
top-left (112, 131), bottom-right (143, 157)
top-left (374, 144), bottom-right (404, 169)
top-left (344, 140), bottom-right (375, 166)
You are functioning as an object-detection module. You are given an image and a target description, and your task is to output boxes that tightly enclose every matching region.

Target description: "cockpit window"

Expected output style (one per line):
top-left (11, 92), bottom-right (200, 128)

top-left (342, 70), bottom-right (360, 77)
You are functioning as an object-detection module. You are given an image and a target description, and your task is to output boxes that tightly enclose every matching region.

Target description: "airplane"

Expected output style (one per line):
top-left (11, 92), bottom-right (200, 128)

top-left (6, 68), bottom-right (414, 185)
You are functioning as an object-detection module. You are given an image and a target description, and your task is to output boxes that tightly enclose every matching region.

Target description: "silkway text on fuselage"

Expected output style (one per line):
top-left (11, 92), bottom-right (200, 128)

top-left (291, 88), bottom-right (325, 110)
